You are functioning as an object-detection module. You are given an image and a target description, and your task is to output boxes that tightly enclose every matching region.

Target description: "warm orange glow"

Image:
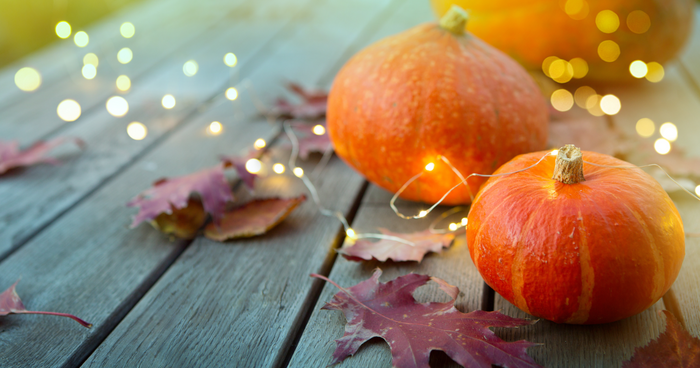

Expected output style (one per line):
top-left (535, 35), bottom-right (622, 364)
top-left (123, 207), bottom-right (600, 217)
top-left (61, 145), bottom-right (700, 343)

top-left (598, 40), bottom-right (620, 62)
top-left (542, 56), bottom-right (559, 77)
top-left (569, 58), bottom-right (588, 79)
top-left (549, 59), bottom-right (573, 83)
top-left (564, 0), bottom-right (589, 20)
top-left (627, 10), bottom-right (651, 34)
top-left (596, 10), bottom-right (620, 33)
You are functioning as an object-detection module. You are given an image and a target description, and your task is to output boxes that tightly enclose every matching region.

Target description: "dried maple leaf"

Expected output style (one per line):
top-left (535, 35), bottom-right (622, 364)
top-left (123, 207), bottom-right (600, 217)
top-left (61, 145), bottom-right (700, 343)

top-left (127, 164), bottom-right (233, 228)
top-left (1, 280), bottom-right (91, 328)
top-left (286, 121), bottom-right (333, 160)
top-left (220, 150), bottom-right (259, 190)
top-left (151, 198), bottom-right (207, 239)
top-left (0, 137), bottom-right (85, 175)
top-left (338, 228), bottom-right (454, 263)
top-left (313, 269), bottom-right (541, 368)
top-left (273, 83), bottom-right (328, 119)
top-left (622, 310), bottom-right (700, 368)
top-left (204, 195), bottom-right (306, 241)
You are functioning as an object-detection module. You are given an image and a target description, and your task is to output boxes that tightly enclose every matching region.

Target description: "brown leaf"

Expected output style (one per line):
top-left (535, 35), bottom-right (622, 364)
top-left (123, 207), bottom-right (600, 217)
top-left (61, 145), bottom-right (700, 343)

top-left (623, 310), bottom-right (700, 368)
top-left (204, 195), bottom-right (306, 241)
top-left (0, 137), bottom-right (85, 175)
top-left (338, 228), bottom-right (454, 263)
top-left (151, 198), bottom-right (207, 239)
top-left (0, 280), bottom-right (91, 328)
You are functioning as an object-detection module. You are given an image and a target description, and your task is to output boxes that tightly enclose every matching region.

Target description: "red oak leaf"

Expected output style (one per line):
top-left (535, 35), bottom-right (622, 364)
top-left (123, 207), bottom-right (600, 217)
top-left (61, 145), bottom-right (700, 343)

top-left (204, 195), bottom-right (306, 241)
top-left (313, 269), bottom-right (541, 368)
top-left (127, 164), bottom-right (233, 228)
top-left (220, 149), bottom-right (259, 190)
top-left (287, 121), bottom-right (333, 160)
top-left (1, 280), bottom-right (91, 328)
top-left (338, 229), bottom-right (454, 263)
top-left (622, 310), bottom-right (700, 368)
top-left (0, 137), bottom-right (85, 175)
top-left (273, 83), bottom-right (327, 119)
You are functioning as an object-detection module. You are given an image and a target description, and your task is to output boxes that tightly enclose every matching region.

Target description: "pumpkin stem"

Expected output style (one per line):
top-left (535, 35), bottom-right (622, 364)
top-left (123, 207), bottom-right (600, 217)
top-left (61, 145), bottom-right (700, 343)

top-left (552, 144), bottom-right (585, 184)
top-left (439, 6), bottom-right (468, 36)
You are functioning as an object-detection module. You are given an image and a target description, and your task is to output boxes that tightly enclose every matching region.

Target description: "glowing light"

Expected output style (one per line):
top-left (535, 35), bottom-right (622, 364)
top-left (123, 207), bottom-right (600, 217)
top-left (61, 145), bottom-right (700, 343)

top-left (245, 158), bottom-right (262, 174)
top-left (254, 139), bottom-right (266, 150)
top-left (162, 94), bottom-right (176, 109)
top-left (418, 210), bottom-right (428, 218)
top-left (448, 223), bottom-right (458, 231)
top-left (183, 60), bottom-right (198, 77)
top-left (346, 228), bottom-right (357, 239)
top-left (542, 56), bottom-right (560, 77)
top-left (14, 67), bottom-right (41, 92)
top-left (81, 64), bottom-right (96, 80)
top-left (627, 10), bottom-right (651, 34)
top-left (83, 53), bottom-right (98, 67)
top-left (106, 96), bottom-right (129, 117)
top-left (629, 60), bottom-right (648, 78)
top-left (636, 118), bottom-right (655, 138)
top-left (551, 89), bottom-right (574, 112)
top-left (596, 10), bottom-right (619, 33)
top-left (659, 122), bottom-right (678, 142)
top-left (56, 21), bottom-right (71, 39)
top-left (225, 87), bottom-right (238, 100)
top-left (224, 53), bottom-right (237, 67)
top-left (209, 121), bottom-right (222, 134)
top-left (312, 125), bottom-right (326, 135)
top-left (293, 167), bottom-right (304, 177)
top-left (654, 139), bottom-right (671, 155)
top-left (273, 163), bottom-right (285, 174)
top-left (116, 75), bottom-right (131, 91)
top-left (586, 95), bottom-right (605, 117)
top-left (574, 86), bottom-right (596, 108)
top-left (461, 218), bottom-right (468, 226)
top-left (569, 58), bottom-right (588, 79)
top-left (117, 48), bottom-right (133, 64)
top-left (57, 99), bottom-right (81, 121)
top-left (120, 22), bottom-right (135, 38)
top-left (549, 59), bottom-right (574, 83)
top-left (425, 162), bottom-right (435, 171)
top-left (695, 185), bottom-right (700, 197)
top-left (564, 0), bottom-right (589, 20)
top-left (646, 62), bottom-right (664, 83)
top-left (126, 122), bottom-right (147, 140)
top-left (551, 149), bottom-right (559, 156)
top-left (598, 40), bottom-right (620, 62)
top-left (600, 94), bottom-right (621, 115)
top-left (74, 31), bottom-right (89, 47)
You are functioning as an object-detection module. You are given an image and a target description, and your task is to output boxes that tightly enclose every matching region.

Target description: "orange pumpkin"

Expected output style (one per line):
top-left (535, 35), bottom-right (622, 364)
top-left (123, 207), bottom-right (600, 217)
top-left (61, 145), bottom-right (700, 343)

top-left (430, 0), bottom-right (694, 81)
top-left (327, 7), bottom-right (548, 205)
top-left (467, 145), bottom-right (685, 324)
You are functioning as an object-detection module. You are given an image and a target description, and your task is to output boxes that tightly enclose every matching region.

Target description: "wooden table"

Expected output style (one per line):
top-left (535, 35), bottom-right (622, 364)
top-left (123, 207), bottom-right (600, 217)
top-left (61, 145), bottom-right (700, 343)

top-left (1, 0), bottom-right (699, 367)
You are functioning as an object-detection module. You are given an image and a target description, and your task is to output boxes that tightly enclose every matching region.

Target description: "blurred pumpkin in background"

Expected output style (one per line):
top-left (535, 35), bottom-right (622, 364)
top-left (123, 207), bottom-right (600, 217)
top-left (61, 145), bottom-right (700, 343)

top-left (430, 0), bottom-right (695, 82)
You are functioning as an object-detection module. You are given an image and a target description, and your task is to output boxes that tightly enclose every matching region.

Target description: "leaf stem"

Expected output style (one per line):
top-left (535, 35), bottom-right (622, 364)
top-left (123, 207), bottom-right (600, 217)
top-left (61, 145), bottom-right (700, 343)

top-left (16, 310), bottom-right (92, 328)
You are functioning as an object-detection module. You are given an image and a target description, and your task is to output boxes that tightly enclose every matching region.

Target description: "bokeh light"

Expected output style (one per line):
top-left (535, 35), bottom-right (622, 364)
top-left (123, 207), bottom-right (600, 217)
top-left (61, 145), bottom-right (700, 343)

top-left (162, 94), bottom-right (176, 109)
top-left (574, 86), bottom-right (596, 108)
top-left (293, 167), bottom-right (304, 177)
top-left (636, 118), bottom-right (655, 137)
top-left (74, 31), bottom-right (89, 47)
top-left (659, 122), bottom-right (678, 142)
top-left (14, 67), bottom-right (42, 92)
top-left (646, 62), bottom-right (664, 83)
top-left (596, 10), bottom-right (620, 33)
top-left (448, 223), bottom-right (458, 231)
top-left (106, 96), bottom-right (129, 117)
top-left (209, 121), bottom-right (222, 134)
top-left (81, 64), bottom-right (96, 80)
top-left (83, 53), bottom-right (99, 67)
top-left (600, 94), bottom-right (621, 115)
top-left (654, 138), bottom-right (671, 155)
top-left (312, 124), bottom-right (325, 135)
top-left (570, 58), bottom-right (588, 79)
top-left (551, 89), bottom-right (574, 112)
top-left (57, 99), bottom-right (81, 121)
top-left (425, 163), bottom-right (435, 171)
top-left (56, 21), bottom-right (71, 39)
top-left (224, 53), bottom-right (237, 67)
top-left (598, 40), bottom-right (620, 62)
top-left (254, 138), bottom-right (266, 150)
top-left (127, 122), bottom-right (147, 140)
top-left (245, 159), bottom-right (262, 174)
top-left (564, 0), bottom-right (589, 20)
top-left (542, 56), bottom-right (559, 77)
top-left (116, 75), bottom-right (131, 91)
top-left (695, 185), bottom-right (700, 197)
top-left (117, 48), bottom-right (133, 64)
top-left (273, 163), bottom-right (285, 174)
top-left (586, 95), bottom-right (605, 116)
top-left (629, 60), bottom-right (648, 78)
top-left (120, 22), bottom-right (135, 38)
top-left (225, 87), bottom-right (238, 100)
top-left (183, 60), bottom-right (198, 77)
top-left (627, 10), bottom-right (651, 34)
top-left (549, 59), bottom-right (574, 83)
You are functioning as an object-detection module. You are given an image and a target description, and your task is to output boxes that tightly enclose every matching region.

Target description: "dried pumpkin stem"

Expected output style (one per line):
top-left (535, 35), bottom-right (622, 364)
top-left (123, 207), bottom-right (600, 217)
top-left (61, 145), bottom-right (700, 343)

top-left (439, 5), bottom-right (468, 36)
top-left (552, 144), bottom-right (585, 184)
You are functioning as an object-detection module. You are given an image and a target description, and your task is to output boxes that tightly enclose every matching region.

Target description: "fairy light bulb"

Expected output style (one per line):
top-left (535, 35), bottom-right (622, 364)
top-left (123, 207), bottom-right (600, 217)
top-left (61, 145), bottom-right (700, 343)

top-left (126, 122), bottom-right (147, 140)
top-left (461, 218), bottom-right (468, 226)
top-left (117, 48), bottom-right (133, 64)
top-left (346, 228), bottom-right (357, 239)
top-left (636, 118), bottom-right (655, 137)
top-left (659, 122), bottom-right (678, 142)
top-left (57, 99), bottom-right (81, 121)
top-left (162, 94), bottom-right (176, 109)
top-left (418, 210), bottom-right (427, 218)
top-left (15, 67), bottom-right (41, 92)
top-left (448, 223), bottom-right (458, 231)
top-left (224, 53), bottom-right (237, 67)
top-left (312, 125), bottom-right (325, 135)
top-left (551, 150), bottom-right (559, 156)
top-left (56, 21), bottom-right (71, 38)
top-left (630, 60), bottom-right (648, 78)
top-left (654, 138), bottom-right (671, 155)
top-left (183, 60), bottom-right (198, 76)
top-left (695, 185), bottom-right (700, 197)
top-left (74, 31), bottom-right (89, 47)
top-left (225, 87), bottom-right (238, 100)
top-left (272, 163), bottom-right (285, 174)
top-left (82, 64), bottom-right (96, 79)
top-left (425, 163), bottom-right (435, 171)
top-left (106, 96), bottom-right (129, 117)
top-left (245, 158), bottom-right (262, 174)
top-left (209, 121), bottom-right (222, 134)
top-left (293, 167), bottom-right (304, 177)
top-left (254, 139), bottom-right (266, 150)
top-left (120, 22), bottom-right (135, 38)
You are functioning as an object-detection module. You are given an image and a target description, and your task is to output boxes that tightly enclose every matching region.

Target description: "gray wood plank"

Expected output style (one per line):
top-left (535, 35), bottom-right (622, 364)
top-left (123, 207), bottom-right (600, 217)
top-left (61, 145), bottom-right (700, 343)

top-left (0, 0), bottom-right (300, 261)
top-left (679, 7), bottom-right (700, 91)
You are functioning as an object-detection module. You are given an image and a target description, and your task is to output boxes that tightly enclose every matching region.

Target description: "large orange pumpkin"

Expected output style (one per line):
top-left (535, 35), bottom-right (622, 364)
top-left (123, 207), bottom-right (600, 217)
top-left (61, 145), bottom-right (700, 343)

top-left (430, 0), bottom-right (694, 81)
top-left (467, 145), bottom-right (685, 324)
top-left (327, 7), bottom-right (548, 205)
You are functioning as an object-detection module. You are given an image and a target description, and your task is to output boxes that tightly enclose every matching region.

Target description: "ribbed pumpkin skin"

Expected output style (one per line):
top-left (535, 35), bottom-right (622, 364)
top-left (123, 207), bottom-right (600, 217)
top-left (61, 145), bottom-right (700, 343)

top-left (327, 24), bottom-right (548, 205)
top-left (430, 0), bottom-right (694, 81)
top-left (467, 150), bottom-right (685, 324)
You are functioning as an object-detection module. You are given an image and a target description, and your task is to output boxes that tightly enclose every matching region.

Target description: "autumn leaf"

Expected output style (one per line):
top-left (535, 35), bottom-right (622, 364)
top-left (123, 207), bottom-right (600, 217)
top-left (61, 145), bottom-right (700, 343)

top-left (0, 280), bottom-right (91, 328)
top-left (622, 310), bottom-right (700, 368)
top-left (0, 137), bottom-right (85, 175)
top-left (151, 198), bottom-right (207, 239)
top-left (272, 83), bottom-right (328, 119)
top-left (127, 164), bottom-right (233, 228)
top-left (204, 195), bottom-right (306, 241)
top-left (313, 269), bottom-right (541, 368)
top-left (220, 149), bottom-right (259, 190)
top-left (338, 229), bottom-right (454, 263)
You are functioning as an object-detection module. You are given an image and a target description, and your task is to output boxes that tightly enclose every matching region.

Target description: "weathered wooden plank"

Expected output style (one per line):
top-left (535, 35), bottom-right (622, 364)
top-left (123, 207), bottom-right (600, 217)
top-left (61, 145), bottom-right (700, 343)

top-left (0, 0), bottom-right (301, 261)
top-left (678, 7), bottom-right (700, 89)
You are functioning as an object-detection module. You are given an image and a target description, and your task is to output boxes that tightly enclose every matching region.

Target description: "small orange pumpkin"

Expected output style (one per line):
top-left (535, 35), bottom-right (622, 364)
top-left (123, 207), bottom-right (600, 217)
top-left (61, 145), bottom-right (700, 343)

top-left (327, 7), bottom-right (548, 205)
top-left (467, 145), bottom-right (685, 324)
